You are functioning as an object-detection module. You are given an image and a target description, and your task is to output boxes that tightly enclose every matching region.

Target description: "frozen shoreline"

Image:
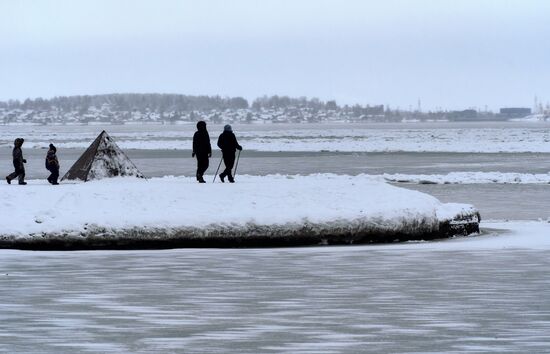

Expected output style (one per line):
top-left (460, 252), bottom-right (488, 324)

top-left (0, 221), bottom-right (548, 253)
top-left (0, 175), bottom-right (479, 250)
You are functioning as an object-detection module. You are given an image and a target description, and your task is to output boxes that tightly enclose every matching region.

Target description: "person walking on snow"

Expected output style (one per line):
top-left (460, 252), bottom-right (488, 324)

top-left (6, 138), bottom-right (27, 185)
top-left (217, 124), bottom-right (242, 183)
top-left (45, 143), bottom-right (60, 185)
top-left (192, 121), bottom-right (212, 183)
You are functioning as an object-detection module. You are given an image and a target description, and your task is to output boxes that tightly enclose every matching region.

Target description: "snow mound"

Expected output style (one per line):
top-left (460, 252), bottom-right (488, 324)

top-left (0, 175), bottom-right (480, 249)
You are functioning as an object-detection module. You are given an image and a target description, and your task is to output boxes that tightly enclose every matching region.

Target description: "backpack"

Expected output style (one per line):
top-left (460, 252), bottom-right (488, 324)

top-left (45, 152), bottom-right (57, 170)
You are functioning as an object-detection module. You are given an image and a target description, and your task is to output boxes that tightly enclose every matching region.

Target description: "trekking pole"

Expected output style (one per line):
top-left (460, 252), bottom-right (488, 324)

top-left (213, 155), bottom-right (223, 183)
top-left (233, 150), bottom-right (241, 177)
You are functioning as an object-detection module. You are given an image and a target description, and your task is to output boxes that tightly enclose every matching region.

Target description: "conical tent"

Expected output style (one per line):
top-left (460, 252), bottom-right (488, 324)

top-left (61, 130), bottom-right (144, 182)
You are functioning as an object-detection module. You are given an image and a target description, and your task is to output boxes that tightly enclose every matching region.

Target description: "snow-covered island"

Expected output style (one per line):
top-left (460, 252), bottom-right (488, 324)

top-left (0, 175), bottom-right (480, 250)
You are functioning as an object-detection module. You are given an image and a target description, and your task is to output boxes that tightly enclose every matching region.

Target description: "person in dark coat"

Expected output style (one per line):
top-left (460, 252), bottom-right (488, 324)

top-left (192, 121), bottom-right (212, 183)
top-left (6, 138), bottom-right (27, 185)
top-left (45, 144), bottom-right (60, 185)
top-left (217, 125), bottom-right (242, 183)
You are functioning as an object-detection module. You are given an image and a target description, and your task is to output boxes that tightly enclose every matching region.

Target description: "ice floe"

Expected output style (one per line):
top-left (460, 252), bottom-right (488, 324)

top-left (1, 125), bottom-right (550, 152)
top-left (381, 172), bottom-right (550, 184)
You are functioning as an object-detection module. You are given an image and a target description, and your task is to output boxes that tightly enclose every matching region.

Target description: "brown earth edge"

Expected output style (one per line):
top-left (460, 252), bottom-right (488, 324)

top-left (0, 212), bottom-right (480, 251)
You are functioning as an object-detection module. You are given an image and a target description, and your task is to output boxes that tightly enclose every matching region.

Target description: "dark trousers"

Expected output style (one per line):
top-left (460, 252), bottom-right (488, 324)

top-left (221, 152), bottom-right (235, 177)
top-left (7, 163), bottom-right (25, 184)
top-left (196, 155), bottom-right (209, 180)
top-left (48, 167), bottom-right (59, 184)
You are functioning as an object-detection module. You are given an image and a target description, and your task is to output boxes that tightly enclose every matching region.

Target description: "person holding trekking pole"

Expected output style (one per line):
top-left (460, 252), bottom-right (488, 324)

top-left (217, 125), bottom-right (242, 183)
top-left (192, 121), bottom-right (212, 183)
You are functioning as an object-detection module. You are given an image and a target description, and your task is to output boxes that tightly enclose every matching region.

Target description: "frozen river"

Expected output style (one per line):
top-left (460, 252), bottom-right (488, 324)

top-left (1, 226), bottom-right (550, 353)
top-left (1, 122), bottom-right (549, 353)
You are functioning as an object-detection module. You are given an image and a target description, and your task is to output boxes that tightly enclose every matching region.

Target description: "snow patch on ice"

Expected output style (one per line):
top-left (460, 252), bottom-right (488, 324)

top-left (381, 172), bottom-right (550, 184)
top-left (366, 221), bottom-right (550, 251)
top-left (2, 126), bottom-right (550, 152)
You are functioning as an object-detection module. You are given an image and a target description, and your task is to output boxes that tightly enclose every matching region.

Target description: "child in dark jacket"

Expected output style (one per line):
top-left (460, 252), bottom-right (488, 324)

top-left (6, 138), bottom-right (27, 185)
top-left (45, 144), bottom-right (60, 185)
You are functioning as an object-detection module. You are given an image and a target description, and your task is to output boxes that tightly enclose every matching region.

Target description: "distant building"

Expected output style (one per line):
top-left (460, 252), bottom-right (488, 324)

top-left (499, 107), bottom-right (531, 118)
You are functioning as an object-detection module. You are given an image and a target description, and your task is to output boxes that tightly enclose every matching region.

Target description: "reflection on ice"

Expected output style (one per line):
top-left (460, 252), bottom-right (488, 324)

top-left (1, 221), bottom-right (550, 353)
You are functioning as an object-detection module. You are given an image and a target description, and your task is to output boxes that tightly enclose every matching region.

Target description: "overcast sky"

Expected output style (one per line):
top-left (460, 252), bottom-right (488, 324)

top-left (0, 0), bottom-right (548, 110)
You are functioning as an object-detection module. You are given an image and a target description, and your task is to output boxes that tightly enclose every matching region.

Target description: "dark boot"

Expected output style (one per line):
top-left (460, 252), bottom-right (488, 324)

top-left (219, 173), bottom-right (226, 183)
top-left (197, 175), bottom-right (206, 183)
top-left (228, 174), bottom-right (235, 183)
top-left (18, 181), bottom-right (27, 185)
top-left (6, 176), bottom-right (11, 184)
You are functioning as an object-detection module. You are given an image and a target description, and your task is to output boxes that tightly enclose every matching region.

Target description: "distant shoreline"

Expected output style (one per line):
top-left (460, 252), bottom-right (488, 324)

top-left (1, 93), bottom-right (546, 125)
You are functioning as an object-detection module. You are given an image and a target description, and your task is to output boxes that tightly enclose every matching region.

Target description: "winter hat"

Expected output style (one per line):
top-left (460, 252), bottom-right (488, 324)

top-left (49, 143), bottom-right (57, 152)
top-left (224, 124), bottom-right (232, 132)
top-left (196, 120), bottom-right (207, 130)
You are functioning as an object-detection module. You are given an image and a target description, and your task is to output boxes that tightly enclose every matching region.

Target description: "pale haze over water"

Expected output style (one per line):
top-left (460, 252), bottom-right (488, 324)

top-left (1, 0), bottom-right (549, 110)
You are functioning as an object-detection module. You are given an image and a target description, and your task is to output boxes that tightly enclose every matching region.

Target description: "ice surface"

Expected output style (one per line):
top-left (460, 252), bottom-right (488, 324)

top-left (381, 171), bottom-right (550, 184)
top-left (0, 220), bottom-right (549, 353)
top-left (1, 125), bottom-right (550, 152)
top-left (368, 221), bottom-right (550, 251)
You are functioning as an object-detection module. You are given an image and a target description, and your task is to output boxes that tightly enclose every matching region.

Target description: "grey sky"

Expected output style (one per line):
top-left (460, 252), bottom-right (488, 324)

top-left (1, 0), bottom-right (548, 110)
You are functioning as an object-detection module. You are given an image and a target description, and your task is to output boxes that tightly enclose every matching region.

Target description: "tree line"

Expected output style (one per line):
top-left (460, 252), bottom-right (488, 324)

top-left (0, 93), bottom-right (353, 113)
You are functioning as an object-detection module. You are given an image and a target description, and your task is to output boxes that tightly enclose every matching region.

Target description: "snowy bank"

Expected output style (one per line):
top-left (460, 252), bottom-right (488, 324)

top-left (0, 175), bottom-right (480, 249)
